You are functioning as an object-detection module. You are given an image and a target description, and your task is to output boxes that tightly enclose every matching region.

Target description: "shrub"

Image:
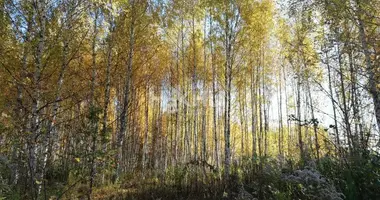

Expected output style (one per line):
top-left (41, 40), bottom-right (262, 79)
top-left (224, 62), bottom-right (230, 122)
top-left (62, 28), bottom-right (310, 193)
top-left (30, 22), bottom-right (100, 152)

top-left (282, 168), bottom-right (344, 200)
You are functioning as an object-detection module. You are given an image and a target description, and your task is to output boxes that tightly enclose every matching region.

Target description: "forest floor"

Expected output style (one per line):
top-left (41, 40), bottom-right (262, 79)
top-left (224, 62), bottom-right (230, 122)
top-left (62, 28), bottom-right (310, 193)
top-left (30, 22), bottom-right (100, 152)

top-left (57, 159), bottom-right (351, 200)
top-left (5, 155), bottom-right (379, 199)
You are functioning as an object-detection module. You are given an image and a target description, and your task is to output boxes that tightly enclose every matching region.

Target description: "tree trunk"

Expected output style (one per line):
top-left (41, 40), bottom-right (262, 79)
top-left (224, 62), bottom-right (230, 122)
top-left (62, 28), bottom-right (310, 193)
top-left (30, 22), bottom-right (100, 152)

top-left (89, 4), bottom-right (99, 197)
top-left (30, 1), bottom-right (46, 198)
top-left (296, 65), bottom-right (304, 161)
top-left (210, 13), bottom-right (219, 168)
top-left (239, 89), bottom-right (244, 158)
top-left (224, 17), bottom-right (232, 181)
top-left (180, 16), bottom-right (190, 163)
top-left (41, 2), bottom-right (72, 193)
top-left (278, 66), bottom-right (284, 157)
top-left (142, 85), bottom-right (149, 170)
top-left (258, 64), bottom-right (263, 158)
top-left (192, 12), bottom-right (198, 161)
top-left (251, 58), bottom-right (257, 158)
top-left (116, 0), bottom-right (136, 181)
top-left (102, 0), bottom-right (114, 152)
top-left (325, 44), bottom-right (340, 147)
top-left (354, 0), bottom-right (380, 133)
top-left (337, 41), bottom-right (353, 152)
top-left (307, 81), bottom-right (319, 161)
top-left (201, 13), bottom-right (208, 162)
top-left (175, 42), bottom-right (180, 164)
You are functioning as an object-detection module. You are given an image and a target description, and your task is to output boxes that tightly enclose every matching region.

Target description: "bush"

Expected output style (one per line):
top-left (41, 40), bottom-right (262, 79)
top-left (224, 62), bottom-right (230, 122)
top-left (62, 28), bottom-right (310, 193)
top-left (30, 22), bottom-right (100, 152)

top-left (282, 168), bottom-right (344, 200)
top-left (318, 152), bottom-right (380, 200)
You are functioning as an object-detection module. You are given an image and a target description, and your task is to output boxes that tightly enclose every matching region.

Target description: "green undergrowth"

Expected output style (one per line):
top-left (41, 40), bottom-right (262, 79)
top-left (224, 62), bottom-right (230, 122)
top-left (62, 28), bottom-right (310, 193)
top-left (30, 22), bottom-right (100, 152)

top-left (1, 153), bottom-right (380, 199)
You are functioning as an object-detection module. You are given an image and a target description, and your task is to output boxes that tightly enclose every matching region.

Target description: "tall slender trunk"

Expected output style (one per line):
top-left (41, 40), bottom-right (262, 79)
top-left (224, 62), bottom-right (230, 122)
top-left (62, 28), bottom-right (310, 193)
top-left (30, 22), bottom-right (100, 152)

top-left (278, 67), bottom-right (284, 157)
top-left (296, 65), bottom-right (304, 161)
top-left (348, 47), bottom-right (361, 149)
top-left (262, 58), bottom-right (268, 157)
top-left (210, 12), bottom-right (219, 168)
top-left (258, 64), bottom-right (263, 158)
top-left (180, 16), bottom-right (189, 162)
top-left (175, 43), bottom-right (180, 164)
top-left (251, 58), bottom-right (257, 158)
top-left (15, 15), bottom-right (31, 187)
top-left (201, 13), bottom-right (208, 161)
top-left (102, 0), bottom-right (114, 152)
top-left (150, 88), bottom-right (157, 168)
top-left (304, 90), bottom-right (310, 153)
top-left (192, 12), bottom-right (198, 161)
top-left (116, 0), bottom-right (136, 181)
top-left (41, 4), bottom-right (72, 194)
top-left (307, 81), bottom-right (319, 161)
top-left (354, 0), bottom-right (380, 133)
top-left (30, 1), bottom-right (46, 198)
top-left (283, 65), bottom-right (291, 157)
top-left (142, 85), bottom-right (149, 169)
top-left (263, 93), bottom-right (269, 157)
top-left (239, 90), bottom-right (244, 157)
top-left (89, 4), bottom-right (99, 197)
top-left (169, 78), bottom-right (173, 166)
top-left (157, 87), bottom-right (162, 169)
top-left (337, 41), bottom-right (352, 152)
top-left (224, 12), bottom-right (232, 180)
top-left (325, 44), bottom-right (340, 147)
